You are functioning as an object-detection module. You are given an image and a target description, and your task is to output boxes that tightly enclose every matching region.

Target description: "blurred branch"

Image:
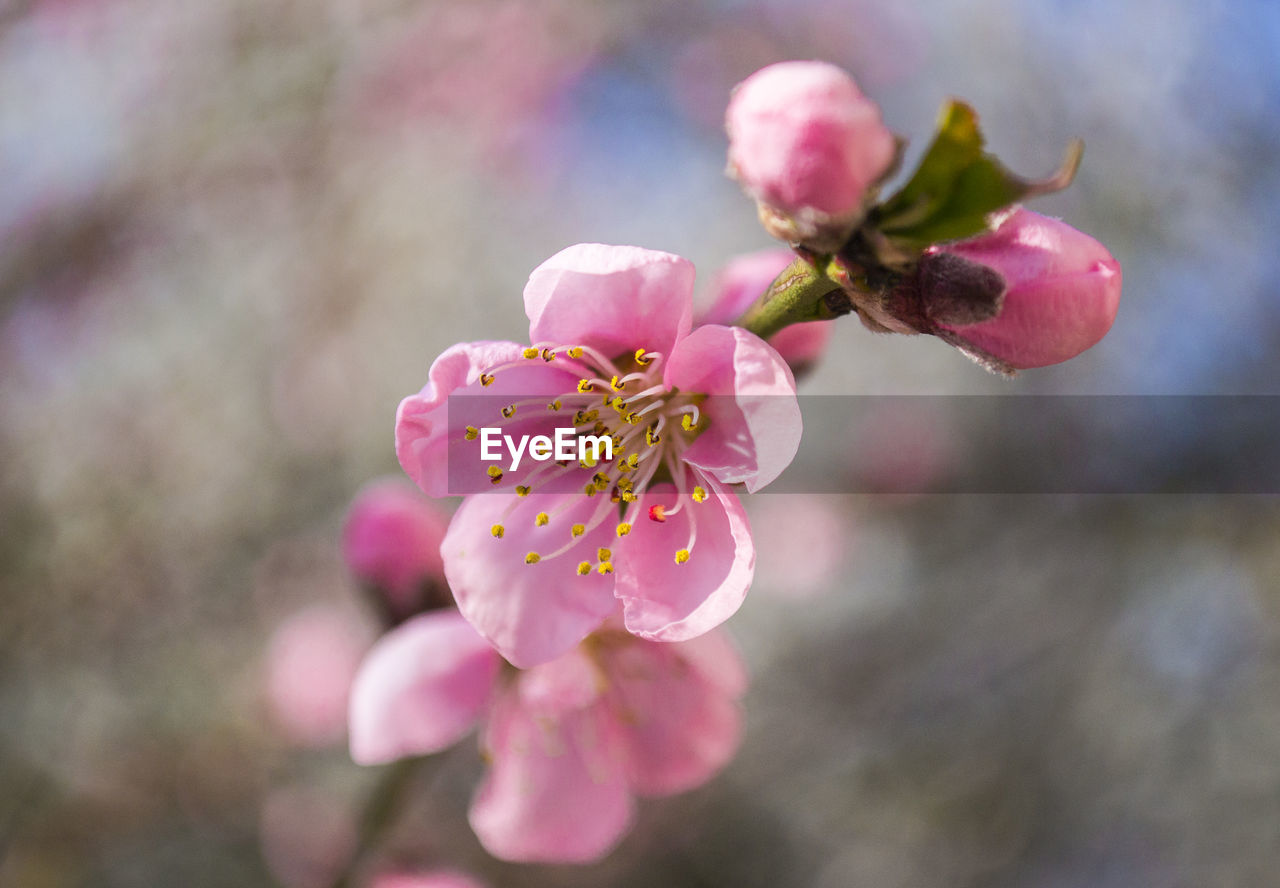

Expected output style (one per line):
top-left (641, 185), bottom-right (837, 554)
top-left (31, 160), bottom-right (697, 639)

top-left (326, 756), bottom-right (427, 888)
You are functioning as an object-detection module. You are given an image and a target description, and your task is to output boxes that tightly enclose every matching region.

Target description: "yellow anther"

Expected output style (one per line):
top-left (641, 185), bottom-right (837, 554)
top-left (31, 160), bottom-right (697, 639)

top-left (623, 412), bottom-right (641, 425)
top-left (593, 421), bottom-right (608, 435)
top-left (479, 373), bottom-right (495, 387)
top-left (515, 485), bottom-right (531, 497)
top-left (571, 523), bottom-right (586, 538)
top-left (692, 486), bottom-right (708, 502)
top-left (597, 547), bottom-right (612, 562)
top-left (634, 348), bottom-right (652, 366)
top-left (577, 379), bottom-right (594, 394)
top-left (621, 491), bottom-right (637, 503)
top-left (616, 522), bottom-right (632, 537)
top-left (610, 375), bottom-right (624, 392)
top-left (577, 561), bottom-right (592, 576)
top-left (522, 347), bottom-right (540, 359)
top-left (592, 473), bottom-right (610, 491)
top-left (681, 414), bottom-right (697, 432)
top-left (501, 404), bottom-right (517, 419)
top-left (626, 453), bottom-right (640, 469)
top-left (540, 347), bottom-right (556, 361)
top-left (465, 426), bottom-right (479, 440)
top-left (491, 524), bottom-right (505, 538)
top-left (646, 426), bottom-right (661, 446)
top-left (547, 399), bottom-right (562, 412)
top-left (535, 512), bottom-right (550, 527)
top-left (525, 552), bottom-right (541, 564)
top-left (583, 410), bottom-right (599, 423)
top-left (597, 562), bottom-right (614, 576)
top-left (609, 396), bottom-right (626, 412)
top-left (675, 548), bottom-right (691, 564)
top-left (487, 466), bottom-right (503, 484)
top-left (584, 482), bottom-right (598, 497)
top-left (567, 346), bottom-right (584, 359)
top-left (617, 477), bottom-right (634, 492)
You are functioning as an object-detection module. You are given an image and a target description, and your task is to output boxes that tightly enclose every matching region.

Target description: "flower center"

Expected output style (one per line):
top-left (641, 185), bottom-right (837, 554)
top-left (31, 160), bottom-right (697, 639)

top-left (477, 342), bottom-right (715, 571)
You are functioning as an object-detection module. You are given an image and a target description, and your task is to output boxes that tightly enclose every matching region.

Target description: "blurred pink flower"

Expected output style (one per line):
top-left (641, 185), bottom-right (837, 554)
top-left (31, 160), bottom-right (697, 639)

top-left (931, 208), bottom-right (1123, 369)
top-left (349, 609), bottom-right (746, 863)
top-left (264, 604), bottom-right (372, 747)
top-left (371, 872), bottom-right (488, 888)
top-left (750, 495), bottom-right (851, 597)
top-left (342, 477), bottom-right (451, 619)
top-left (726, 61), bottom-right (895, 223)
top-left (396, 244), bottom-right (801, 668)
top-left (700, 248), bottom-right (835, 372)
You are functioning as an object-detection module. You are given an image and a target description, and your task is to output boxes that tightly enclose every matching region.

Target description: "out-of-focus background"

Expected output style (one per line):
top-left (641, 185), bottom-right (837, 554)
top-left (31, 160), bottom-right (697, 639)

top-left (3, 0), bottom-right (1279, 885)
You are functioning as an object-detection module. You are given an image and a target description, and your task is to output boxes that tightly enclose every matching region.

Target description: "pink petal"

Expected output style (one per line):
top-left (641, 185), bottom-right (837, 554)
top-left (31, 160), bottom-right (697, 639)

top-left (699, 248), bottom-right (834, 370)
top-left (371, 873), bottom-right (488, 888)
top-left (396, 341), bottom-right (582, 497)
top-left (348, 611), bottom-right (500, 766)
top-left (341, 478), bottom-right (449, 610)
top-left (614, 481), bottom-right (754, 642)
top-left (600, 639), bottom-right (744, 797)
top-left (524, 244), bottom-right (695, 360)
top-left (469, 694), bottom-right (633, 863)
top-left (669, 627), bottom-right (750, 698)
top-left (664, 324), bottom-right (801, 492)
top-left (517, 647), bottom-right (602, 718)
top-left (443, 493), bottom-right (619, 668)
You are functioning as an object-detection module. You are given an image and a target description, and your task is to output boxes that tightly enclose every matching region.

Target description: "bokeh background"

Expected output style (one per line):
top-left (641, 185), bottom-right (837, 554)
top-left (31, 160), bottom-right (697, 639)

top-left (4, 0), bottom-right (1280, 885)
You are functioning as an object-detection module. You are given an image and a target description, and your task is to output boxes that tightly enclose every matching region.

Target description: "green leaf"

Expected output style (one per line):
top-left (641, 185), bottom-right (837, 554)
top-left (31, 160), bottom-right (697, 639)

top-left (870, 100), bottom-right (1082, 250)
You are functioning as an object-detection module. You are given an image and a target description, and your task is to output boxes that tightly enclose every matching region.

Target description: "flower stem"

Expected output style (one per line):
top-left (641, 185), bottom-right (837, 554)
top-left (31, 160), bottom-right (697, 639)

top-left (735, 256), bottom-right (851, 340)
top-left (327, 757), bottom-right (426, 888)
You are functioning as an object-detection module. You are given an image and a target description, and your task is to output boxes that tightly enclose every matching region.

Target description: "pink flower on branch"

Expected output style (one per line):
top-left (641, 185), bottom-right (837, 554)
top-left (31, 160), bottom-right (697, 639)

top-left (349, 610), bottom-right (747, 863)
top-left (926, 208), bottom-right (1123, 369)
top-left (396, 244), bottom-right (801, 668)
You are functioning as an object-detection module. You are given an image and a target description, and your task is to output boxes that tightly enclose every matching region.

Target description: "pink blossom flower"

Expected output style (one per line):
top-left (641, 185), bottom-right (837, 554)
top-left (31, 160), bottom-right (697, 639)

top-left (396, 244), bottom-right (801, 667)
top-left (342, 477), bottom-right (451, 619)
top-left (700, 247), bottom-right (835, 372)
top-left (349, 609), bottom-right (747, 863)
top-left (726, 61), bottom-right (895, 224)
top-left (264, 604), bottom-right (373, 747)
top-left (930, 208), bottom-right (1122, 369)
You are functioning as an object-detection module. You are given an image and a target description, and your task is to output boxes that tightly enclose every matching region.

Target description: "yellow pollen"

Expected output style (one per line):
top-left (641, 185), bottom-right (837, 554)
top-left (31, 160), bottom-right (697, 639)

top-left (547, 399), bottom-right (562, 412)
top-left (597, 561), bottom-right (614, 575)
top-left (617, 477), bottom-right (634, 492)
top-left (584, 482), bottom-right (598, 497)
top-left (646, 427), bottom-right (661, 446)
top-left (610, 375), bottom-right (624, 391)
top-left (515, 485), bottom-right (530, 496)
top-left (621, 491), bottom-right (637, 503)
top-left (525, 552), bottom-right (541, 564)
top-left (567, 346), bottom-right (584, 359)
top-left (522, 347), bottom-right (540, 359)
top-left (535, 512), bottom-right (550, 526)
top-left (491, 524), bottom-right (505, 538)
top-left (616, 522), bottom-right (632, 537)
top-left (675, 549), bottom-right (691, 564)
top-left (577, 379), bottom-right (594, 394)
top-left (627, 454), bottom-right (640, 469)
top-left (571, 523), bottom-right (586, 537)
top-left (541, 347), bottom-right (556, 361)
top-left (577, 561), bottom-right (592, 576)
top-left (681, 414), bottom-right (697, 432)
top-left (465, 426), bottom-right (479, 440)
top-left (692, 486), bottom-right (708, 502)
top-left (592, 473), bottom-right (610, 491)
top-left (501, 404), bottom-right (517, 418)
top-left (623, 412), bottom-right (640, 424)
top-left (609, 396), bottom-right (626, 412)
top-left (634, 348), bottom-right (652, 365)
top-left (598, 547), bottom-right (612, 562)
top-left (487, 466), bottom-right (503, 484)
top-left (479, 373), bottom-right (495, 387)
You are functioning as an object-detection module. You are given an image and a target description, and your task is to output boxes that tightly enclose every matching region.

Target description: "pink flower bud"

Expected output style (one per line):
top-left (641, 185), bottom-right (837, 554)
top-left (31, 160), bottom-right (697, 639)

top-left (726, 61), bottom-right (895, 228)
top-left (930, 208), bottom-right (1122, 369)
top-left (699, 248), bottom-right (834, 372)
top-left (341, 478), bottom-right (450, 616)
